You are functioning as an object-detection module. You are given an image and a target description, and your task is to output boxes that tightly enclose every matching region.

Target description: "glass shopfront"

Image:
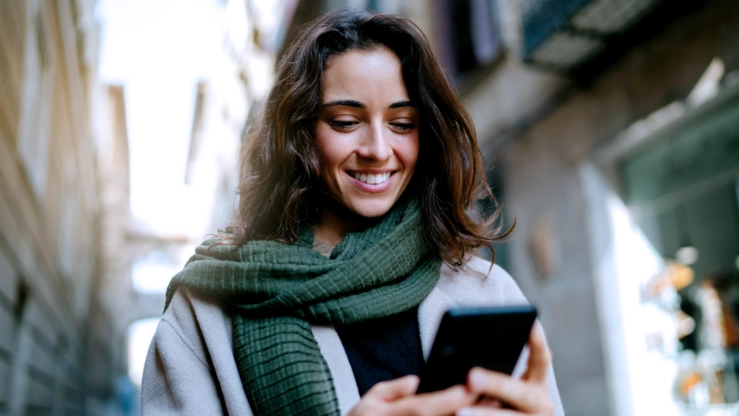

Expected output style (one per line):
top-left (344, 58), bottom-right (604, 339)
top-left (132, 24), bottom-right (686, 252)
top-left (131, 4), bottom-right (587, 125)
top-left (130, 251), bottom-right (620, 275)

top-left (618, 84), bottom-right (739, 409)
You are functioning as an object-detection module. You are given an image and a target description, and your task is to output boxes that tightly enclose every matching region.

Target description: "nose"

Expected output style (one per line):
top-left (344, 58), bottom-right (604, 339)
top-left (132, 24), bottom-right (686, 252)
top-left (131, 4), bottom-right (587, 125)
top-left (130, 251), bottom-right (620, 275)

top-left (357, 121), bottom-right (392, 162)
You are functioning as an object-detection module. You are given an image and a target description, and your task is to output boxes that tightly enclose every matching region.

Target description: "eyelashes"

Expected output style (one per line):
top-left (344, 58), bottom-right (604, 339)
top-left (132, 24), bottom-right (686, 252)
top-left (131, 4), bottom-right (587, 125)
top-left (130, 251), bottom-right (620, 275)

top-left (329, 120), bottom-right (358, 130)
top-left (327, 120), bottom-right (417, 132)
top-left (390, 122), bottom-right (415, 132)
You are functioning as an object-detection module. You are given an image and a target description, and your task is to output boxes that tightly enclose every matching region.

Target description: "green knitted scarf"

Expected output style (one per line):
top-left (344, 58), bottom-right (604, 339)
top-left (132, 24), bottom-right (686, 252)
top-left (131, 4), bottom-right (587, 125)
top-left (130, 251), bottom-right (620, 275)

top-left (164, 200), bottom-right (441, 415)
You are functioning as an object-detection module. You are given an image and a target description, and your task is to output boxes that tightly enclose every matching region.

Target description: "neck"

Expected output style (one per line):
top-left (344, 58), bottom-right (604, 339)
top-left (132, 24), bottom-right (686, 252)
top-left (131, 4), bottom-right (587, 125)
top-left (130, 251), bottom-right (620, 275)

top-left (313, 208), bottom-right (363, 246)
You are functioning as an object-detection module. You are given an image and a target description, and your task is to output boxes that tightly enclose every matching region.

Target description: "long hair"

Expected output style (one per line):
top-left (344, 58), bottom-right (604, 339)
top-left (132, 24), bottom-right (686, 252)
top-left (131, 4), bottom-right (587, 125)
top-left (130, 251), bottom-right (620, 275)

top-left (224, 9), bottom-right (511, 268)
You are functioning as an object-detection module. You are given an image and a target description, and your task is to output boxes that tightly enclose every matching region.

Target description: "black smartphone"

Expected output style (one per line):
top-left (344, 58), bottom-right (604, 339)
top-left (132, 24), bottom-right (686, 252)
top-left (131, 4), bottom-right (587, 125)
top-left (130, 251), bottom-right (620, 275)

top-left (416, 305), bottom-right (537, 394)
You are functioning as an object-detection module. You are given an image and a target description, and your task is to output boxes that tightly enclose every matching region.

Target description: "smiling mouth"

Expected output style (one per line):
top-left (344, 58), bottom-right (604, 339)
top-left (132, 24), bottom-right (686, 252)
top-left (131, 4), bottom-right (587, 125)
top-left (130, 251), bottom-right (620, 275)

top-left (349, 171), bottom-right (393, 185)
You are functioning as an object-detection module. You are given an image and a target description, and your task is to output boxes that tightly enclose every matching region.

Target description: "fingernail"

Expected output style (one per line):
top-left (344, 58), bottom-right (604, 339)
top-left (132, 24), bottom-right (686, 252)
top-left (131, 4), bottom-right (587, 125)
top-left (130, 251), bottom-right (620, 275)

top-left (470, 368), bottom-right (485, 389)
top-left (456, 407), bottom-right (473, 416)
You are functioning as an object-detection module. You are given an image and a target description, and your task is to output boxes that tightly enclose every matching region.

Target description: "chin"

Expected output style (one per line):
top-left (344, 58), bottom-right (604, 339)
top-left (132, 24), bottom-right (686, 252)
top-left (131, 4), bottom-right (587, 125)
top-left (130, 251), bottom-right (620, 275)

top-left (349, 201), bottom-right (394, 219)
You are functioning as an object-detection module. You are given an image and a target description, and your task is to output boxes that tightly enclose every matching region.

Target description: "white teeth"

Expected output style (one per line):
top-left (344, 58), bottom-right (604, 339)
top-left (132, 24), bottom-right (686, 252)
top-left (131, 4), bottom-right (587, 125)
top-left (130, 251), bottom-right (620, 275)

top-left (352, 172), bottom-right (392, 185)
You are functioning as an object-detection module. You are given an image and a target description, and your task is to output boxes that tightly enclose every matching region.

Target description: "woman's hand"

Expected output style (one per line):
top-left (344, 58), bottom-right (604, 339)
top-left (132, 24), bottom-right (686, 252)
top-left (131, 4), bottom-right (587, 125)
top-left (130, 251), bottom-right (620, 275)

top-left (348, 374), bottom-right (478, 416)
top-left (457, 324), bottom-right (555, 416)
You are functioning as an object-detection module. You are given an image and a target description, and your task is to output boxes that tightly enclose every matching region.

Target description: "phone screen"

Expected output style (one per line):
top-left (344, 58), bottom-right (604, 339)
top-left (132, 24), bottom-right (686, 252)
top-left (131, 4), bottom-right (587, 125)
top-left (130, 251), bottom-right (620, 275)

top-left (416, 305), bottom-right (537, 394)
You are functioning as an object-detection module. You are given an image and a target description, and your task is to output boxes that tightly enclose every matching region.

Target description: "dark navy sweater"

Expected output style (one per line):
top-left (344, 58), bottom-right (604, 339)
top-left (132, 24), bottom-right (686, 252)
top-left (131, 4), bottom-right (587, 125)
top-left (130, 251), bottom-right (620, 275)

top-left (335, 305), bottom-right (423, 396)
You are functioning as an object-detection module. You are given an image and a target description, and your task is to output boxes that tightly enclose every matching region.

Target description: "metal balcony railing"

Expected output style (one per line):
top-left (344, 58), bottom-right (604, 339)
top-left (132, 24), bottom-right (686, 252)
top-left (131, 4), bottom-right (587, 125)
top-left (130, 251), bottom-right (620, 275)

top-left (521, 0), bottom-right (660, 70)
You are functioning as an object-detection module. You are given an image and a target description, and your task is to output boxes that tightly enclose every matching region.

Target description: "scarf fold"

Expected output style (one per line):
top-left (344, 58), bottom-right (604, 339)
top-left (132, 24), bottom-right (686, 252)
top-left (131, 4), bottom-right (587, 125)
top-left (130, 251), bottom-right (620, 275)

top-left (165, 200), bottom-right (441, 415)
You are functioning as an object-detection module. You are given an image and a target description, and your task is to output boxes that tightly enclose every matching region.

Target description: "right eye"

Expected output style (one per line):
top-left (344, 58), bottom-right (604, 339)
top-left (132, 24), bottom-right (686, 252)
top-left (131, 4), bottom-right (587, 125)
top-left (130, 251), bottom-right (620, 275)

top-left (329, 120), bottom-right (358, 130)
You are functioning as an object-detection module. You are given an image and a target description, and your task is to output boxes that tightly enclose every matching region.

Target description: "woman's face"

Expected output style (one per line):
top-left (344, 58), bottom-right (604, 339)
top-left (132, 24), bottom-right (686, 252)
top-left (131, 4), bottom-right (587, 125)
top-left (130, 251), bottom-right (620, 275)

top-left (315, 47), bottom-right (420, 221)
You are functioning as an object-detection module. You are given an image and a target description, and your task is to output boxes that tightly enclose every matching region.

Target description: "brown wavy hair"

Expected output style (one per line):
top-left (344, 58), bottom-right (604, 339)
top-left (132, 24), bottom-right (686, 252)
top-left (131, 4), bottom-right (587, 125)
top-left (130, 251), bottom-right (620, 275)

top-left (223, 9), bottom-right (511, 268)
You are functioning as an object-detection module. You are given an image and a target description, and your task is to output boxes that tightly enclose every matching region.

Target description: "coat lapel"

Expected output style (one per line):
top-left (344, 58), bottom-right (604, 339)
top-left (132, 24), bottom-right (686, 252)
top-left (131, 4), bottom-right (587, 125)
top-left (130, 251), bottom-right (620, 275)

top-left (312, 325), bottom-right (361, 414)
top-left (417, 286), bottom-right (458, 360)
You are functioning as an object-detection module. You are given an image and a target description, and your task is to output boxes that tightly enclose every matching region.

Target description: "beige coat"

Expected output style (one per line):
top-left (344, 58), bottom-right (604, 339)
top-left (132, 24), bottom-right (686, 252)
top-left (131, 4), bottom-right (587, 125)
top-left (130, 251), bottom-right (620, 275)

top-left (141, 256), bottom-right (564, 415)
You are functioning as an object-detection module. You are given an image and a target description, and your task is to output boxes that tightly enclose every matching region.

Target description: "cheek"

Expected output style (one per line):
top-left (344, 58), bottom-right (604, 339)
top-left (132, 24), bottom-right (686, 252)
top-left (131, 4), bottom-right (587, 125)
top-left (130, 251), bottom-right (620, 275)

top-left (315, 129), bottom-right (349, 178)
top-left (397, 133), bottom-right (420, 172)
top-left (319, 146), bottom-right (343, 173)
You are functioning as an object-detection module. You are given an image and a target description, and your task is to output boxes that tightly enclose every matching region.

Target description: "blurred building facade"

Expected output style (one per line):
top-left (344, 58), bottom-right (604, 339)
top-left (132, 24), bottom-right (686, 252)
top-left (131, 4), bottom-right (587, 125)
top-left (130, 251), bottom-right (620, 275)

top-left (1, 0), bottom-right (291, 414)
top-left (0, 0), bottom-right (136, 414)
top-left (458, 2), bottom-right (739, 415)
top-left (286, 1), bottom-right (739, 415)
top-left (107, 0), bottom-right (296, 398)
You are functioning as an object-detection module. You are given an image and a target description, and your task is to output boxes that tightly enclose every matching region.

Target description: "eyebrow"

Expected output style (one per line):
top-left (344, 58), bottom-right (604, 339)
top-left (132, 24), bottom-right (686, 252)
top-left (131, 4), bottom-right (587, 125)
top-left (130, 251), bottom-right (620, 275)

top-left (321, 99), bottom-right (365, 109)
top-left (389, 100), bottom-right (414, 109)
top-left (320, 99), bottom-right (416, 110)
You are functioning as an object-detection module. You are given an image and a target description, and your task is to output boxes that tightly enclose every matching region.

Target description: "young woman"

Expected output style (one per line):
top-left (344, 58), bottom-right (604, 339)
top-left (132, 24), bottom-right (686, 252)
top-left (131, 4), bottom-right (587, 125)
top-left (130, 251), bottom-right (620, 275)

top-left (142, 9), bottom-right (563, 416)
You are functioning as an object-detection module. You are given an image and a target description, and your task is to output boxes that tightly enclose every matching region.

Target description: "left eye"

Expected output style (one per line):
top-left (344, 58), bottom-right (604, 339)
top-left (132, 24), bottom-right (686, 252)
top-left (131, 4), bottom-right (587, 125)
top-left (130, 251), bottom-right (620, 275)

top-left (391, 123), bottom-right (415, 132)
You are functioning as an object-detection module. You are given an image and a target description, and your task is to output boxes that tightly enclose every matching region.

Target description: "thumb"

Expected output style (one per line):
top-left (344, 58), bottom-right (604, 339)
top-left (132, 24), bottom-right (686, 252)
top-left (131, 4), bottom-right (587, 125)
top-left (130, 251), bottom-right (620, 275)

top-left (366, 375), bottom-right (420, 401)
top-left (522, 322), bottom-right (551, 384)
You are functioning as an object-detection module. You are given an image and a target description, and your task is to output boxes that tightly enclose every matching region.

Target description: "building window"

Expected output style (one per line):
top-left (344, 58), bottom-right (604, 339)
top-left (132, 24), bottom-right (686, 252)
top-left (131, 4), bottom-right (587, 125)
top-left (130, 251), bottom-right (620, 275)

top-left (17, 1), bottom-right (54, 202)
top-left (58, 162), bottom-right (78, 280)
top-left (436, 0), bottom-right (505, 86)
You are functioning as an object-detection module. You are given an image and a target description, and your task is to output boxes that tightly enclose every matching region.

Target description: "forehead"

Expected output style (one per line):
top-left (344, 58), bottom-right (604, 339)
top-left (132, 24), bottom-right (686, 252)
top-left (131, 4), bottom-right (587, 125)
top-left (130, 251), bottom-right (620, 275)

top-left (322, 47), bottom-right (409, 103)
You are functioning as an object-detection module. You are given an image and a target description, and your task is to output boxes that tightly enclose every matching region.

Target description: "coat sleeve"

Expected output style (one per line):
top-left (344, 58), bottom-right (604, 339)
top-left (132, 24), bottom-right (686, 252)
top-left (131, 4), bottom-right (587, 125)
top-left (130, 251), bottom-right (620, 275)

top-left (445, 259), bottom-right (565, 415)
top-left (141, 318), bottom-right (226, 415)
top-left (547, 361), bottom-right (565, 416)
top-left (490, 262), bottom-right (565, 416)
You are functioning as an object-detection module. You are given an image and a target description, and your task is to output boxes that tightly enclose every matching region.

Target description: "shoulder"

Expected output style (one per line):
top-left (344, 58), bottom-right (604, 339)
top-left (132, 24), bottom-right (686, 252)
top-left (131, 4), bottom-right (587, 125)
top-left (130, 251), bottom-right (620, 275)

top-left (161, 287), bottom-right (233, 347)
top-left (145, 287), bottom-right (234, 379)
top-left (142, 288), bottom-right (252, 415)
top-left (436, 255), bottom-right (528, 307)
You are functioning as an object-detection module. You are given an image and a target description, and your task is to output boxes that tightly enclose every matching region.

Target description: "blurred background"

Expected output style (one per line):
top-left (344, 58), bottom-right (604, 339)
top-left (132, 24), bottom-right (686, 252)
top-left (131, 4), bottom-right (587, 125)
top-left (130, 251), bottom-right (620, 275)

top-left (0, 0), bottom-right (738, 414)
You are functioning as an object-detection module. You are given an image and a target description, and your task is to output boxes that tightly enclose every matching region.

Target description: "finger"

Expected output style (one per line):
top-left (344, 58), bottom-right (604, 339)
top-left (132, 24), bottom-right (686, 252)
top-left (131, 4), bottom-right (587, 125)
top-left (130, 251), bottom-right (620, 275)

top-left (522, 322), bottom-right (551, 384)
top-left (390, 385), bottom-right (477, 416)
top-left (366, 375), bottom-right (420, 401)
top-left (467, 368), bottom-right (550, 413)
top-left (476, 397), bottom-right (501, 408)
